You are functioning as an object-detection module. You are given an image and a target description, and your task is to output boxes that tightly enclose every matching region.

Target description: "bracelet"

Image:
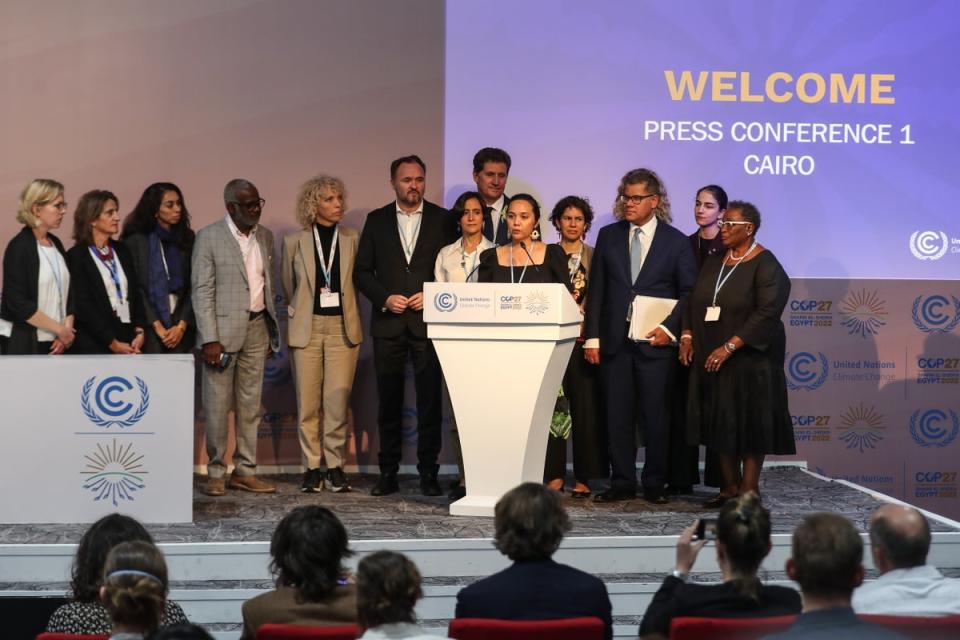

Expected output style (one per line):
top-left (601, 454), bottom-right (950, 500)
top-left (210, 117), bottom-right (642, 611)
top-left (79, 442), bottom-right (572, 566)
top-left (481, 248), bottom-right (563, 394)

top-left (680, 335), bottom-right (693, 343)
top-left (134, 328), bottom-right (145, 336)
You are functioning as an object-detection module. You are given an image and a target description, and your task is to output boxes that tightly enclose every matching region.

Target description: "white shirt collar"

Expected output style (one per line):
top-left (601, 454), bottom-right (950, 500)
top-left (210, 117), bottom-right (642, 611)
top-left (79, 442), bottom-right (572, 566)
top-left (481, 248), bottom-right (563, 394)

top-left (631, 215), bottom-right (658, 235)
top-left (395, 200), bottom-right (424, 216)
top-left (488, 194), bottom-right (506, 214)
top-left (225, 213), bottom-right (257, 238)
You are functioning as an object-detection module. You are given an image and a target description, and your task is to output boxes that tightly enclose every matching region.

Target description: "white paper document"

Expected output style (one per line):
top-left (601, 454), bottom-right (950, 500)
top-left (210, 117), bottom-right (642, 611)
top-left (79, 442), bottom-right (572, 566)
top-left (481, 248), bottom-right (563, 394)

top-left (628, 295), bottom-right (678, 341)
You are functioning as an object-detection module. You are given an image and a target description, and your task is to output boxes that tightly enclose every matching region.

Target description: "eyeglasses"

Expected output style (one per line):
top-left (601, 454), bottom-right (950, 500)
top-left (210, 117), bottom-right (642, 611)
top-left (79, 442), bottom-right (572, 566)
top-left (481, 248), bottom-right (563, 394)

top-left (717, 220), bottom-right (752, 229)
top-left (44, 201), bottom-right (68, 211)
top-left (230, 198), bottom-right (266, 212)
top-left (618, 193), bottom-right (657, 205)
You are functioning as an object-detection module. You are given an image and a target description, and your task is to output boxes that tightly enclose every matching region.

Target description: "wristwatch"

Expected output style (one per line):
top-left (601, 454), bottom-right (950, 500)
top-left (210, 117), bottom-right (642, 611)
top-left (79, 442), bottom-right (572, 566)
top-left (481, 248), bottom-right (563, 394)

top-left (671, 569), bottom-right (688, 581)
top-left (724, 341), bottom-right (737, 353)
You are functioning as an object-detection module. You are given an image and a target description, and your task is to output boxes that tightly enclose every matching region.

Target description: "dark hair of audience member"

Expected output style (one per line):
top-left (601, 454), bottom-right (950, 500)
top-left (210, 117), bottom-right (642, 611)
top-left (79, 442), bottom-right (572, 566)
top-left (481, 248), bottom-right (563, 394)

top-left (146, 622), bottom-right (214, 640)
top-left (101, 540), bottom-right (169, 635)
top-left (549, 195), bottom-right (595, 234)
top-left (726, 200), bottom-right (762, 234)
top-left (269, 505), bottom-right (353, 602)
top-left (716, 491), bottom-right (771, 600)
top-left (73, 189), bottom-right (119, 245)
top-left (508, 193), bottom-right (542, 222)
top-left (121, 182), bottom-right (195, 249)
top-left (472, 147), bottom-right (512, 173)
top-left (70, 513), bottom-right (154, 602)
top-left (870, 511), bottom-right (931, 569)
top-left (451, 190), bottom-right (484, 220)
top-left (356, 550), bottom-right (423, 630)
top-left (494, 482), bottom-right (571, 562)
top-left (791, 512), bottom-right (862, 598)
top-left (697, 184), bottom-right (728, 210)
top-left (389, 155), bottom-right (426, 180)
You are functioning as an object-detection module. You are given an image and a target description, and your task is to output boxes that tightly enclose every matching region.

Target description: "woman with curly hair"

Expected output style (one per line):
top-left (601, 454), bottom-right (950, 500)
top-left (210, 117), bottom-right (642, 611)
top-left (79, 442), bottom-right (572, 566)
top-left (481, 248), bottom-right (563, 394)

top-left (357, 551), bottom-right (451, 640)
top-left (46, 514), bottom-right (187, 634)
top-left (240, 506), bottom-right (356, 639)
top-left (281, 175), bottom-right (363, 494)
top-left (120, 183), bottom-right (196, 353)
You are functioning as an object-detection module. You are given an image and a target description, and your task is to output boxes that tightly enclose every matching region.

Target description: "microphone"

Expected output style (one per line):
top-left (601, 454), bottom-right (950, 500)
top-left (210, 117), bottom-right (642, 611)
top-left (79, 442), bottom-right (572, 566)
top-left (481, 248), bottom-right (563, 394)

top-left (519, 240), bottom-right (541, 272)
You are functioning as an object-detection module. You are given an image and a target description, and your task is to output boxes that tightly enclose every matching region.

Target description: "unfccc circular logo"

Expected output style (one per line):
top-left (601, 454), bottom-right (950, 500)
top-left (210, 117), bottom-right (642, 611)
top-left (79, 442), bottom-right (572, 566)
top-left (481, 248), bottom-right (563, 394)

top-left (909, 409), bottom-right (959, 448)
top-left (434, 291), bottom-right (458, 312)
top-left (912, 295), bottom-right (960, 334)
top-left (81, 376), bottom-right (150, 428)
top-left (909, 230), bottom-right (949, 261)
top-left (785, 351), bottom-right (829, 391)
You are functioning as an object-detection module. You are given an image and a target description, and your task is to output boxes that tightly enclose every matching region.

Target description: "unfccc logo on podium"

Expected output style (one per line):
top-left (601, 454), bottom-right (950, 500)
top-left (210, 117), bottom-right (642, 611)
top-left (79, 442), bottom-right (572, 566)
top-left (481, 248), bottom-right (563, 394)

top-left (909, 230), bottom-right (949, 261)
top-left (785, 351), bottom-right (828, 391)
top-left (81, 376), bottom-right (150, 428)
top-left (434, 291), bottom-right (458, 312)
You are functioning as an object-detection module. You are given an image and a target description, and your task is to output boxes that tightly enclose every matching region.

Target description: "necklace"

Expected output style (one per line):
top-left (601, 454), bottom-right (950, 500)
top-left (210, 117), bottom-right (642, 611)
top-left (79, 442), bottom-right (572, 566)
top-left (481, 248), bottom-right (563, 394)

top-left (727, 241), bottom-right (757, 263)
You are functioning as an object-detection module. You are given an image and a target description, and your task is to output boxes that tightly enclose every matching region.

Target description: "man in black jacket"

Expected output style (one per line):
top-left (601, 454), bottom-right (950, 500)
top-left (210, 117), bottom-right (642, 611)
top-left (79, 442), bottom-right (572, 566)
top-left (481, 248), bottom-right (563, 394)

top-left (354, 155), bottom-right (455, 496)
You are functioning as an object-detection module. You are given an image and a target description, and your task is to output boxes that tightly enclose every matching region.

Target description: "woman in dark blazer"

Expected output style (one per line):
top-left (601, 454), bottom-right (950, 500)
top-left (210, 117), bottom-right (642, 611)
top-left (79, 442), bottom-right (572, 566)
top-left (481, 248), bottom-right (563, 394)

top-left (120, 183), bottom-right (195, 353)
top-left (67, 190), bottom-right (146, 354)
top-left (1, 178), bottom-right (75, 355)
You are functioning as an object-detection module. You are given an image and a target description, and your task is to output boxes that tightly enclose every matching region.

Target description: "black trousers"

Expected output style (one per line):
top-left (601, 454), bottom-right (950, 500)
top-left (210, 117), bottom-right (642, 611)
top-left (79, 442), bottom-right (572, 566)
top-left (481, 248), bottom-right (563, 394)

top-left (373, 332), bottom-right (442, 475)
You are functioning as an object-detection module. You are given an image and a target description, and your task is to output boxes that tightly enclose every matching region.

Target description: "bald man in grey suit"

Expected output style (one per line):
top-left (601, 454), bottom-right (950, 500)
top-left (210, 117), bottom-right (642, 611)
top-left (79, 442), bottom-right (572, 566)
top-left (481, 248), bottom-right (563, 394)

top-left (193, 179), bottom-right (280, 497)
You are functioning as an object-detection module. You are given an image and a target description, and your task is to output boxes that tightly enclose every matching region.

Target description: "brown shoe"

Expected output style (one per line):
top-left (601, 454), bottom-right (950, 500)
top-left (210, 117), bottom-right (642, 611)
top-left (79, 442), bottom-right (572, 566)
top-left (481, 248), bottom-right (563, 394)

top-left (205, 477), bottom-right (226, 497)
top-left (228, 474), bottom-right (277, 493)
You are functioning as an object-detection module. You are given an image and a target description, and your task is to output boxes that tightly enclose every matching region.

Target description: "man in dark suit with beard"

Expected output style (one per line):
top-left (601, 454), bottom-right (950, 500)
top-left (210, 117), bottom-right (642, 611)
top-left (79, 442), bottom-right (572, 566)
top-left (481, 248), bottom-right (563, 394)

top-left (354, 155), bottom-right (455, 497)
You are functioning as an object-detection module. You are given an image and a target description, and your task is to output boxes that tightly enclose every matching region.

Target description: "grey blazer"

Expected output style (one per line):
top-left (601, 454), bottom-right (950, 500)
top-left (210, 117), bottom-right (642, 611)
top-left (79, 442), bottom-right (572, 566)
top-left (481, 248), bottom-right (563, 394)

top-left (191, 218), bottom-right (280, 352)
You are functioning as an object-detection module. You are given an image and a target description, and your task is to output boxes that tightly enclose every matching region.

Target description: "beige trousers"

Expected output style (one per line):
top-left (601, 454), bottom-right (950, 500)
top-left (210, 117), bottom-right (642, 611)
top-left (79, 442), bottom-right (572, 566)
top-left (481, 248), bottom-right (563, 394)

top-left (291, 314), bottom-right (359, 469)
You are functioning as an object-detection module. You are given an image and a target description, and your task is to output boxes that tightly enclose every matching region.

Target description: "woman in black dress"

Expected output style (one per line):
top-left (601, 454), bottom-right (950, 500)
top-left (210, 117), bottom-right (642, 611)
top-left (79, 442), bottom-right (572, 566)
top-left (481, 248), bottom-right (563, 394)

top-left (67, 190), bottom-right (146, 354)
top-left (679, 201), bottom-right (794, 507)
top-left (120, 183), bottom-right (196, 354)
top-left (543, 196), bottom-right (607, 497)
top-left (477, 193), bottom-right (569, 286)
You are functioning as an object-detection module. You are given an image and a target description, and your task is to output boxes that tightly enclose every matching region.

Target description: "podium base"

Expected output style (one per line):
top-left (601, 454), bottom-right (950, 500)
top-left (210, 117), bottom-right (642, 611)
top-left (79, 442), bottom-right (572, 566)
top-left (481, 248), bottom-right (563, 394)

top-left (449, 495), bottom-right (498, 517)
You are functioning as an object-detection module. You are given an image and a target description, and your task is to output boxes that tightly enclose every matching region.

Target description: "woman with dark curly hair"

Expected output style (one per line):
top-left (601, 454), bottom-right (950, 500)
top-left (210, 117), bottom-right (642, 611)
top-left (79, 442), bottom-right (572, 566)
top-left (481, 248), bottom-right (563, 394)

top-left (455, 483), bottom-right (612, 640)
top-left (120, 183), bottom-right (196, 354)
top-left (46, 514), bottom-right (187, 634)
top-left (357, 550), bottom-right (451, 640)
top-left (240, 505), bottom-right (356, 639)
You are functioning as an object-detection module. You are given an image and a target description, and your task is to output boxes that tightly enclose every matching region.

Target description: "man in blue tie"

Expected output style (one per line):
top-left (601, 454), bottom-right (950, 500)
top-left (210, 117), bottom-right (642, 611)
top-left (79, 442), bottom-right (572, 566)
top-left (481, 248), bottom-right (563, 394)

top-left (584, 168), bottom-right (697, 504)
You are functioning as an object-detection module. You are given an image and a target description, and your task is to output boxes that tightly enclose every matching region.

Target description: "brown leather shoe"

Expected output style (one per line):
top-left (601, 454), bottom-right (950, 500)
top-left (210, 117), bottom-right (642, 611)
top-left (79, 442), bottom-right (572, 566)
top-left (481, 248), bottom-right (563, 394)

top-left (228, 474), bottom-right (277, 493)
top-left (204, 477), bottom-right (226, 497)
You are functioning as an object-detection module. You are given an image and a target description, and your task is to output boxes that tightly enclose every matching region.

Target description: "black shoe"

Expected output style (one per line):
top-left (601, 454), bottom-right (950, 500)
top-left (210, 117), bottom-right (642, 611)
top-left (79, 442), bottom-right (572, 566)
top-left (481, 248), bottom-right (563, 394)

top-left (300, 468), bottom-right (322, 493)
top-left (371, 472), bottom-right (399, 496)
top-left (667, 485), bottom-right (694, 495)
top-left (448, 484), bottom-right (466, 500)
top-left (326, 467), bottom-right (351, 493)
top-left (643, 487), bottom-right (669, 505)
top-left (420, 473), bottom-right (443, 496)
top-left (703, 493), bottom-right (733, 509)
top-left (594, 487), bottom-right (636, 503)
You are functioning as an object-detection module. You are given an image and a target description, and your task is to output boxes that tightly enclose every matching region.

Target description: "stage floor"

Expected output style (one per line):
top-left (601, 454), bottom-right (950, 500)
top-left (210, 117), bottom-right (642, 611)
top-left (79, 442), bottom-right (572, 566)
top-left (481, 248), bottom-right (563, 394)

top-left (4, 467), bottom-right (958, 544)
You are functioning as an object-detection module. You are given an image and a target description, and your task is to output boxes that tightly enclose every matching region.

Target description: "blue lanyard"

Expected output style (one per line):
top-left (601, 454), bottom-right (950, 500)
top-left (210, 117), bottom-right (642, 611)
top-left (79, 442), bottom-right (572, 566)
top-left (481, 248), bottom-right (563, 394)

top-left (509, 245), bottom-right (529, 284)
top-left (313, 224), bottom-right (339, 288)
top-left (89, 245), bottom-right (124, 300)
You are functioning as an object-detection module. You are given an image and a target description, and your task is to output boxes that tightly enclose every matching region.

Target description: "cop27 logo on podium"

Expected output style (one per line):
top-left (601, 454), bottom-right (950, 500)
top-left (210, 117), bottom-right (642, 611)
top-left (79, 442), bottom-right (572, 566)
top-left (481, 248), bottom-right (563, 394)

top-left (785, 351), bottom-right (828, 391)
top-left (81, 439), bottom-right (147, 506)
top-left (912, 295), bottom-right (960, 334)
top-left (909, 409), bottom-right (960, 448)
top-left (81, 376), bottom-right (150, 428)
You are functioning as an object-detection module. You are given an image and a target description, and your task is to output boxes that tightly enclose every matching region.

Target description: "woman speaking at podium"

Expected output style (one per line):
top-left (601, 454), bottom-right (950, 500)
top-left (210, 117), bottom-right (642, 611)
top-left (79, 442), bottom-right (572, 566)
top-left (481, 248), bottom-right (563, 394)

top-left (434, 190), bottom-right (495, 500)
top-left (477, 194), bottom-right (569, 286)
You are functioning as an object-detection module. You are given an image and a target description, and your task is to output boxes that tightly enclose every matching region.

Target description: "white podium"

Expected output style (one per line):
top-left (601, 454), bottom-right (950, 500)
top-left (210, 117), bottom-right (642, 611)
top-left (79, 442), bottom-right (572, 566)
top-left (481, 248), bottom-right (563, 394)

top-left (424, 282), bottom-right (581, 516)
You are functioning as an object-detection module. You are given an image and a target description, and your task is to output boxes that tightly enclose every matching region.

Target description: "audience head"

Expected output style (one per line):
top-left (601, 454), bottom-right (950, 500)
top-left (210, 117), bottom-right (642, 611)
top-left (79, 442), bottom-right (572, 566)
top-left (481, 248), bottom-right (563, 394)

top-left (550, 195), bottom-right (594, 241)
top-left (389, 155), bottom-right (427, 210)
top-left (494, 482), bottom-right (571, 562)
top-left (451, 190), bottom-right (485, 238)
top-left (17, 178), bottom-right (65, 229)
top-left (121, 182), bottom-right (194, 246)
top-left (147, 623), bottom-right (214, 640)
top-left (869, 504), bottom-right (931, 573)
top-left (71, 513), bottom-right (154, 602)
top-left (270, 505), bottom-right (353, 602)
top-left (472, 147), bottom-right (511, 205)
top-left (787, 512), bottom-right (864, 601)
top-left (72, 189), bottom-right (119, 245)
top-left (356, 550), bottom-right (423, 630)
top-left (100, 540), bottom-right (169, 635)
top-left (295, 174), bottom-right (346, 228)
top-left (223, 178), bottom-right (262, 230)
top-left (694, 184), bottom-right (727, 230)
top-left (614, 168), bottom-right (671, 224)
top-left (715, 492), bottom-right (771, 599)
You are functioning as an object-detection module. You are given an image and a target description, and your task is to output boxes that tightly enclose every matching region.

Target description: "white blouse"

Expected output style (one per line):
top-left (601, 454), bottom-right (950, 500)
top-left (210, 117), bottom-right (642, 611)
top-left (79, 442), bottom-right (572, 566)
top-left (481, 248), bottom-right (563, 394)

top-left (36, 243), bottom-right (70, 341)
top-left (434, 236), bottom-right (496, 283)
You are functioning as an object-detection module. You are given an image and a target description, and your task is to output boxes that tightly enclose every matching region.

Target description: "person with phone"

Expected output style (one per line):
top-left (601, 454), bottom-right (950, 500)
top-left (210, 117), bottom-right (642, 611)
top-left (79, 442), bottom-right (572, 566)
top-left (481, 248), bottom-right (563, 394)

top-left (639, 492), bottom-right (800, 639)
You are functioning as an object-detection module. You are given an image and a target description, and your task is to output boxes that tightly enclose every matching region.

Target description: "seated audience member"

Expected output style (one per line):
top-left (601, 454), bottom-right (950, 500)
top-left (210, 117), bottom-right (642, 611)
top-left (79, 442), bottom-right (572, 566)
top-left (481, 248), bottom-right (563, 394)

top-left (639, 492), bottom-right (800, 639)
top-left (240, 506), bottom-right (356, 639)
top-left (765, 513), bottom-right (904, 639)
top-left (100, 540), bottom-right (172, 639)
top-left (47, 514), bottom-right (187, 634)
top-left (853, 504), bottom-right (960, 616)
top-left (455, 483), bottom-right (612, 640)
top-left (357, 550), bottom-right (452, 640)
top-left (147, 623), bottom-right (214, 640)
